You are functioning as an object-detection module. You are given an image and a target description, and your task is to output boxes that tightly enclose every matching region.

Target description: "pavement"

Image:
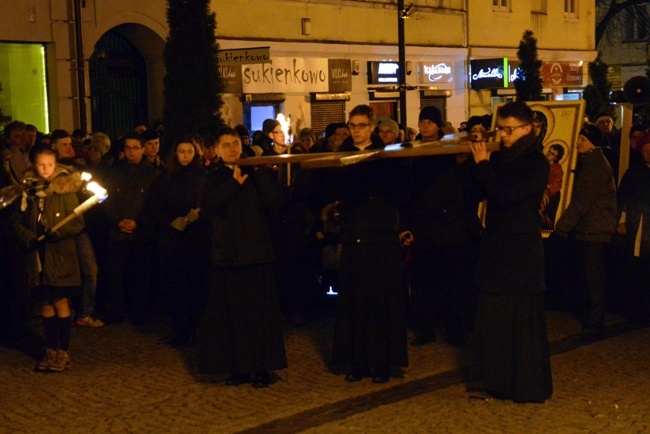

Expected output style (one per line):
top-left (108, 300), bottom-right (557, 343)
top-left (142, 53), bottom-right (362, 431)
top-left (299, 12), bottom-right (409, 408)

top-left (1, 308), bottom-right (649, 434)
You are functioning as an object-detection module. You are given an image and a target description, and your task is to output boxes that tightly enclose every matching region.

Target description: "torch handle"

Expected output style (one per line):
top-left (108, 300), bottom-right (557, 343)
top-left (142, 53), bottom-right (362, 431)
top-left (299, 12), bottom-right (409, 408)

top-left (36, 196), bottom-right (99, 242)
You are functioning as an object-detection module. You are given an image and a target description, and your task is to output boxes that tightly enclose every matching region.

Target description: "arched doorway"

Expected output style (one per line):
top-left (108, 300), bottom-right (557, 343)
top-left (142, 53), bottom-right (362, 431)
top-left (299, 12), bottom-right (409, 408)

top-left (89, 29), bottom-right (148, 139)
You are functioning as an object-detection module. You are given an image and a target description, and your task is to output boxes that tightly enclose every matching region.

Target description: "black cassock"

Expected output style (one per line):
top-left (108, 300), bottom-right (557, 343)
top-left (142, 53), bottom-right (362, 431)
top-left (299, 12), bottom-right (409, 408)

top-left (331, 136), bottom-right (410, 371)
top-left (198, 162), bottom-right (287, 375)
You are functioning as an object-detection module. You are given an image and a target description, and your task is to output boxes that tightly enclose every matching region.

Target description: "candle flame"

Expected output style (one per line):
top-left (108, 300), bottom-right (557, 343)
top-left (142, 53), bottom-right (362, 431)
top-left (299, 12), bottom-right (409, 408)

top-left (81, 172), bottom-right (93, 182)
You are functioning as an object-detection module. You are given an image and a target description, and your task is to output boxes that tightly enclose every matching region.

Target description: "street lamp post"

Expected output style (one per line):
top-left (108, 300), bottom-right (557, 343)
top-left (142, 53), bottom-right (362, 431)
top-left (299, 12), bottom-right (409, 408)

top-left (398, 0), bottom-right (407, 131)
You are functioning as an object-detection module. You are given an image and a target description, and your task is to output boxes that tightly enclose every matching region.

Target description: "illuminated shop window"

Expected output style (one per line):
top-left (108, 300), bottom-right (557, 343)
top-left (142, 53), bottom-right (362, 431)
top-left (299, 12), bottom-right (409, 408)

top-left (0, 43), bottom-right (50, 134)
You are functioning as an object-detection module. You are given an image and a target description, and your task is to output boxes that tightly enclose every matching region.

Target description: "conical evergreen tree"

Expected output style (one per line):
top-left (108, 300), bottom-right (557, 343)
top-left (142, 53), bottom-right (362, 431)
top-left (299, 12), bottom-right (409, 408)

top-left (162, 0), bottom-right (224, 149)
top-left (514, 30), bottom-right (543, 102)
top-left (582, 54), bottom-right (614, 121)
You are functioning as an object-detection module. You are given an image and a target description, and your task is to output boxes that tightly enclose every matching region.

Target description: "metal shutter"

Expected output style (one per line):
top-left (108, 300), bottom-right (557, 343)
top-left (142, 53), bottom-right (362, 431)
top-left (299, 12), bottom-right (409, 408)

top-left (311, 101), bottom-right (346, 137)
top-left (419, 96), bottom-right (447, 121)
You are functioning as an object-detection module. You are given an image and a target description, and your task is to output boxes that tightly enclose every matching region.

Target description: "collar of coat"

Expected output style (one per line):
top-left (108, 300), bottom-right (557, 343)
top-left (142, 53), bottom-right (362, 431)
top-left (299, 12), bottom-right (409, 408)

top-left (23, 164), bottom-right (83, 195)
top-left (499, 133), bottom-right (542, 162)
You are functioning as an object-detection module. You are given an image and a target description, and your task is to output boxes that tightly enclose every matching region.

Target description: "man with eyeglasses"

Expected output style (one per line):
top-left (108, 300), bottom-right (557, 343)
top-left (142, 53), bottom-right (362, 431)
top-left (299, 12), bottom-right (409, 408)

top-left (103, 132), bottom-right (159, 325)
top-left (469, 100), bottom-right (552, 403)
top-left (332, 104), bottom-right (409, 384)
top-left (252, 119), bottom-right (285, 156)
top-left (378, 119), bottom-right (400, 145)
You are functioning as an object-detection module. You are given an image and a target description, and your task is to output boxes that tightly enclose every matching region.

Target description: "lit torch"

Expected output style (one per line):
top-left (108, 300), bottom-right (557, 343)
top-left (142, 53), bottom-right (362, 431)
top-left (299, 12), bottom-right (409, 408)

top-left (276, 113), bottom-right (293, 186)
top-left (37, 173), bottom-right (108, 242)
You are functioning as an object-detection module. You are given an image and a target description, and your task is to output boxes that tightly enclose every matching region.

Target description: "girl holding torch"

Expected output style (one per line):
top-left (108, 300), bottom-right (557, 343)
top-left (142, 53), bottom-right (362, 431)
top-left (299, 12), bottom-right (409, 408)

top-left (11, 144), bottom-right (86, 372)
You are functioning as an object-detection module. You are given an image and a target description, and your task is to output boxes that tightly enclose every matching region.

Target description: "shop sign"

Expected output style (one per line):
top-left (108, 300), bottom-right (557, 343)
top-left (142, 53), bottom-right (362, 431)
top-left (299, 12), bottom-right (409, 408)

top-left (218, 65), bottom-right (243, 93)
top-left (328, 59), bottom-right (352, 93)
top-left (541, 62), bottom-right (583, 87)
top-left (367, 61), bottom-right (400, 85)
top-left (470, 58), bottom-right (507, 89)
top-left (242, 58), bottom-right (329, 93)
top-left (419, 62), bottom-right (453, 83)
top-left (217, 47), bottom-right (270, 66)
top-left (606, 64), bottom-right (622, 89)
top-left (507, 60), bottom-right (521, 88)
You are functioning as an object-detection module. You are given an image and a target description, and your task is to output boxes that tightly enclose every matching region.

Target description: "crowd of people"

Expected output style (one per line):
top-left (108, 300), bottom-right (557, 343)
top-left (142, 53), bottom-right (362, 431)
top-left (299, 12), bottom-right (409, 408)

top-left (1, 101), bottom-right (649, 401)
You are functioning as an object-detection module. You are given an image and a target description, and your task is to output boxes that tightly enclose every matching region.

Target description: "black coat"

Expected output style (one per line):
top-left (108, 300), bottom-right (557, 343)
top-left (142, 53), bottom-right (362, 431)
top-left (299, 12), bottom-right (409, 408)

top-left (618, 162), bottom-right (650, 256)
top-left (555, 147), bottom-right (617, 242)
top-left (473, 133), bottom-right (549, 295)
top-left (332, 134), bottom-right (410, 369)
top-left (104, 158), bottom-right (159, 240)
top-left (198, 160), bottom-right (288, 375)
top-left (336, 135), bottom-right (410, 243)
top-left (150, 163), bottom-right (210, 264)
top-left (198, 161), bottom-right (285, 267)
top-left (408, 154), bottom-right (473, 246)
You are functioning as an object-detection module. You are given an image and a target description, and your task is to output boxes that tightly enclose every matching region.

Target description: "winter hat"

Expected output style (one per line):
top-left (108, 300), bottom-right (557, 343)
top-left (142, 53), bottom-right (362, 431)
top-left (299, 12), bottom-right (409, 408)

top-left (579, 124), bottom-right (604, 148)
top-left (262, 119), bottom-right (280, 135)
top-left (87, 141), bottom-right (107, 157)
top-left (141, 129), bottom-right (160, 142)
top-left (379, 119), bottom-right (399, 135)
top-left (418, 106), bottom-right (444, 128)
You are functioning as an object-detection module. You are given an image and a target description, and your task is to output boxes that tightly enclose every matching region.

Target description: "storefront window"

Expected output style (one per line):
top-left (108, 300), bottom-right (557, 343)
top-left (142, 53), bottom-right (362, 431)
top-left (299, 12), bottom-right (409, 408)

top-left (0, 43), bottom-right (50, 134)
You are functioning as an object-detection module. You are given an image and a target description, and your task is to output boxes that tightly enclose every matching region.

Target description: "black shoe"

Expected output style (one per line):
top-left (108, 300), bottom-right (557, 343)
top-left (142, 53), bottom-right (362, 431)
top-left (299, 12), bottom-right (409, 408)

top-left (225, 373), bottom-right (251, 386)
top-left (252, 370), bottom-right (270, 388)
top-left (345, 368), bottom-right (369, 382)
top-left (371, 366), bottom-right (390, 384)
top-left (411, 334), bottom-right (436, 346)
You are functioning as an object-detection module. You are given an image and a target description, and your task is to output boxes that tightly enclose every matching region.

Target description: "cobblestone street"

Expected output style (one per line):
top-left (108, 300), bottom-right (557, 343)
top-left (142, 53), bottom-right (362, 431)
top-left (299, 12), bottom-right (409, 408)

top-left (1, 310), bottom-right (648, 433)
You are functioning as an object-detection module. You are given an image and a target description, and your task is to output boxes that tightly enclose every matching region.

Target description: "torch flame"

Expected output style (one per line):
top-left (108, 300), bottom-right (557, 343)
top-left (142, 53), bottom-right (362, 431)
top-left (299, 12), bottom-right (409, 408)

top-left (86, 181), bottom-right (108, 203)
top-left (276, 113), bottom-right (293, 144)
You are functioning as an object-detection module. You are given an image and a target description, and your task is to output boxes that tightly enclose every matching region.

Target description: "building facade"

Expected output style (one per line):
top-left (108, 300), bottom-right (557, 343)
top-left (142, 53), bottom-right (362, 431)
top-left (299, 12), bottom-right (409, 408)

top-left (0, 0), bottom-right (597, 137)
top-left (597, 2), bottom-right (649, 92)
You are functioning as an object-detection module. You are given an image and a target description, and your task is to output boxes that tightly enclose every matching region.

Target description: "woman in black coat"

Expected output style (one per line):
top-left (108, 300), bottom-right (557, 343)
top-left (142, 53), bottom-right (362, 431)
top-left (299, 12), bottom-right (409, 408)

top-left (198, 127), bottom-right (287, 388)
top-left (470, 101), bottom-right (553, 403)
top-left (150, 137), bottom-right (210, 347)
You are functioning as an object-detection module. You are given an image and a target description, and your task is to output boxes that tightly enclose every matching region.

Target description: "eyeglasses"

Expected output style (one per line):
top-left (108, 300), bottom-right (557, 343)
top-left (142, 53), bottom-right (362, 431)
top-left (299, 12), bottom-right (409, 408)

top-left (347, 123), bottom-right (371, 130)
top-left (495, 124), bottom-right (529, 135)
top-left (379, 129), bottom-right (396, 135)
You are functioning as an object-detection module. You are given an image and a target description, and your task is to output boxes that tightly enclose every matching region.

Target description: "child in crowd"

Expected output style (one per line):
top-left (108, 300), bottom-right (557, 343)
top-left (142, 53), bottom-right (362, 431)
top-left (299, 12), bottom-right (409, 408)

top-left (11, 144), bottom-right (85, 372)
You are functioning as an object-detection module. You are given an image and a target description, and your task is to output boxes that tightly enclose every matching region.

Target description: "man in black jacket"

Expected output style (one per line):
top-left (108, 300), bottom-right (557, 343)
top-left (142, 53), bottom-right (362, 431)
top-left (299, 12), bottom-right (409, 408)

top-left (103, 132), bottom-right (159, 324)
top-left (408, 106), bottom-right (477, 347)
top-left (552, 124), bottom-right (617, 341)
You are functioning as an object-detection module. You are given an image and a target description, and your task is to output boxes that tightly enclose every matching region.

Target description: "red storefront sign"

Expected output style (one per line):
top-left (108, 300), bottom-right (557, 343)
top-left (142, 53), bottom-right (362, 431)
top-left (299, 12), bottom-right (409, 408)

top-left (542, 62), bottom-right (583, 87)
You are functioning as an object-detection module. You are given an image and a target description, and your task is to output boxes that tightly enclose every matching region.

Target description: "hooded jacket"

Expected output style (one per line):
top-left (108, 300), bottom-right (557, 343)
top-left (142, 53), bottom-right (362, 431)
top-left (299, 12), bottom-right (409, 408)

top-left (11, 164), bottom-right (85, 288)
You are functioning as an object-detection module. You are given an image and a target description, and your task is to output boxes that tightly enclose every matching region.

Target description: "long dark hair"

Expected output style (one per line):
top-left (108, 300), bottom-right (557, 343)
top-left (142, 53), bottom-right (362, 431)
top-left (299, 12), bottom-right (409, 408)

top-left (164, 135), bottom-right (202, 173)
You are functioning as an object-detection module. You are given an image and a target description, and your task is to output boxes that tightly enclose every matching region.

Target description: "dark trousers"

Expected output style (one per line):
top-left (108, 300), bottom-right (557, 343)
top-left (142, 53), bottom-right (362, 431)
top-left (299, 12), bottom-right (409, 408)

top-left (576, 241), bottom-right (608, 333)
top-left (105, 233), bottom-right (154, 321)
top-left (410, 242), bottom-right (476, 339)
top-left (161, 261), bottom-right (207, 335)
